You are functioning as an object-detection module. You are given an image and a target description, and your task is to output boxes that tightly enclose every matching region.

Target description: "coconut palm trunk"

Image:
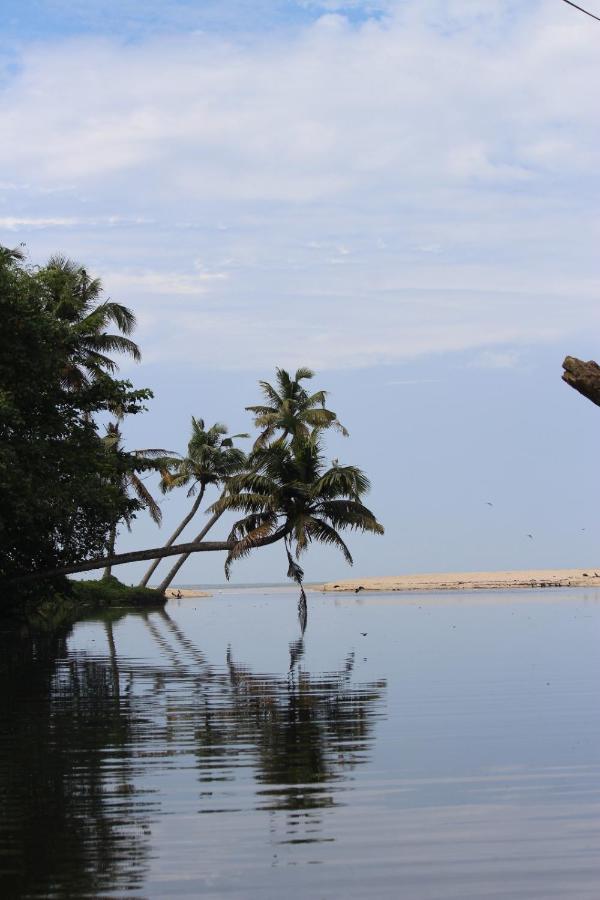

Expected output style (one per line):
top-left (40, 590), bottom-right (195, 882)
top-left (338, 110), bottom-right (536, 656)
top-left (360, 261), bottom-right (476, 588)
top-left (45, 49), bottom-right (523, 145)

top-left (139, 486), bottom-right (206, 587)
top-left (102, 524), bottom-right (117, 580)
top-left (157, 510), bottom-right (223, 594)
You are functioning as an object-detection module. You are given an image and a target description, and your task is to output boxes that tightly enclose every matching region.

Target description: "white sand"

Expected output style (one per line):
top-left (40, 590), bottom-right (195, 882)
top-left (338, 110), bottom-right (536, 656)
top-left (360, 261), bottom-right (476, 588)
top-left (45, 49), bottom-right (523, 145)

top-left (320, 568), bottom-right (600, 593)
top-left (165, 588), bottom-right (212, 598)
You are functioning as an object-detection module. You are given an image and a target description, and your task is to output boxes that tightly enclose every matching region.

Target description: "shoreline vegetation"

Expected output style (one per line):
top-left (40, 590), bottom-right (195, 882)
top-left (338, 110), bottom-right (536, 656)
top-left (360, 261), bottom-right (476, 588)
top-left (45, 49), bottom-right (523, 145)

top-left (320, 567), bottom-right (600, 593)
top-left (3, 245), bottom-right (599, 629)
top-left (1, 247), bottom-right (383, 627)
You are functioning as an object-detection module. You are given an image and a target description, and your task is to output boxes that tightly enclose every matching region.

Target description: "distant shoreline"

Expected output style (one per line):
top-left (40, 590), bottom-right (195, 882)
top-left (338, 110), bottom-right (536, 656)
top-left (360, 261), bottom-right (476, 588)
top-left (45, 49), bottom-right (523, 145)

top-left (319, 568), bottom-right (600, 593)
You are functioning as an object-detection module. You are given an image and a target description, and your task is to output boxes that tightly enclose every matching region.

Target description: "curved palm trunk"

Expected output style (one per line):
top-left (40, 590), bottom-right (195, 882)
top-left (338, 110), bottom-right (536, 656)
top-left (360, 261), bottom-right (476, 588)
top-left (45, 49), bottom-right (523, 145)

top-left (157, 510), bottom-right (222, 593)
top-left (139, 486), bottom-right (205, 587)
top-left (14, 525), bottom-right (289, 583)
top-left (102, 524), bottom-right (117, 580)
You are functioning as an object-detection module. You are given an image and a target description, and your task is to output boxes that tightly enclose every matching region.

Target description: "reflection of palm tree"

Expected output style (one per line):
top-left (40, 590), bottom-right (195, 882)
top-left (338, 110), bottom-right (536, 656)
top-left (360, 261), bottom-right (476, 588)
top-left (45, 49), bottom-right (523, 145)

top-left (0, 609), bottom-right (386, 889)
top-left (134, 609), bottom-right (384, 828)
top-left (221, 646), bottom-right (385, 823)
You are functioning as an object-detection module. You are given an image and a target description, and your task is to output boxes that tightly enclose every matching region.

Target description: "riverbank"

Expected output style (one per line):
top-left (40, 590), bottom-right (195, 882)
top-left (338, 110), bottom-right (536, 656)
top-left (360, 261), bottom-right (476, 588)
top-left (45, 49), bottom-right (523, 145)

top-left (321, 567), bottom-right (600, 593)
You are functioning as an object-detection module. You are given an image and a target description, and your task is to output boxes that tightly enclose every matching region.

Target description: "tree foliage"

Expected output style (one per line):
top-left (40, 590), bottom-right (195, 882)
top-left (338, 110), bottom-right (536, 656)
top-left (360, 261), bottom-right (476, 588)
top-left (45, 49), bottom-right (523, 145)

top-left (0, 247), bottom-right (150, 593)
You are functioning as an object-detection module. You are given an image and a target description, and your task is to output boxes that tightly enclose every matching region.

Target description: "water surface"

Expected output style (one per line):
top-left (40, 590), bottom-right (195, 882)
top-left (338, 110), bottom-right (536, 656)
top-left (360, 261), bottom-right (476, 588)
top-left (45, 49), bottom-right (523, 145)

top-left (2, 586), bottom-right (600, 898)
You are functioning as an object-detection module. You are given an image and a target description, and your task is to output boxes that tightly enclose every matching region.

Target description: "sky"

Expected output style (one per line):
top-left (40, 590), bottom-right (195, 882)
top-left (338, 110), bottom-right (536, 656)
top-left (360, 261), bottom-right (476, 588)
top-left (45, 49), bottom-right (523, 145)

top-left (3, 0), bottom-right (600, 585)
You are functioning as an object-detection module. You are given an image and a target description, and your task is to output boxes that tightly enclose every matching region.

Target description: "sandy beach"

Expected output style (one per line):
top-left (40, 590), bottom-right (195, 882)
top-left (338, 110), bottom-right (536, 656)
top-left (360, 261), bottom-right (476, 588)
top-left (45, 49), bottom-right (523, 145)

top-left (165, 588), bottom-right (212, 598)
top-left (320, 568), bottom-right (600, 593)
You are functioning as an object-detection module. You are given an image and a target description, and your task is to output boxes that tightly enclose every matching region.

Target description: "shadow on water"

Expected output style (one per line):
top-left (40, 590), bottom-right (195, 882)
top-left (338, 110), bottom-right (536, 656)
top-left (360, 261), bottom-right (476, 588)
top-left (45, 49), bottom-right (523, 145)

top-left (0, 607), bottom-right (386, 897)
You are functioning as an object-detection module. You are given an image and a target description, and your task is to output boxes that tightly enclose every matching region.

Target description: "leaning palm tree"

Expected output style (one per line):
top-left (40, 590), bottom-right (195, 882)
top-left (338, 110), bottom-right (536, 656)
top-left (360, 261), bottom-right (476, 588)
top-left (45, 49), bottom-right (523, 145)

top-left (246, 367), bottom-right (348, 448)
top-left (211, 434), bottom-right (384, 625)
top-left (139, 418), bottom-right (248, 588)
top-left (38, 255), bottom-right (141, 390)
top-left (102, 422), bottom-right (168, 580)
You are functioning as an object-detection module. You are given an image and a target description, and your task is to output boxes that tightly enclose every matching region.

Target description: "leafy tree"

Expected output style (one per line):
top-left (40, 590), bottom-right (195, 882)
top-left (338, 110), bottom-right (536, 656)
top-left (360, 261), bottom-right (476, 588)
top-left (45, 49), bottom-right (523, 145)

top-left (0, 247), bottom-right (151, 596)
top-left (35, 255), bottom-right (140, 390)
top-left (246, 367), bottom-right (348, 448)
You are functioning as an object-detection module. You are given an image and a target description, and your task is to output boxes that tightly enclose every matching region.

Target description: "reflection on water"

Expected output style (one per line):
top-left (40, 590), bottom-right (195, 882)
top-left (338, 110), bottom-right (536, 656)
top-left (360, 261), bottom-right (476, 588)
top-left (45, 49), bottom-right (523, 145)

top-left (0, 598), bottom-right (385, 897)
top-left (0, 627), bottom-right (155, 899)
top-left (3, 587), bottom-right (600, 898)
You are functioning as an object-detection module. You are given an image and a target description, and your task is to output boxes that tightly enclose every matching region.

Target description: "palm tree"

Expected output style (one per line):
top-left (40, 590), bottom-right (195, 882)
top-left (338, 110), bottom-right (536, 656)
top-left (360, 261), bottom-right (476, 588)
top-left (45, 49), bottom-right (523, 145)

top-left (211, 434), bottom-right (383, 619)
top-left (139, 418), bottom-right (248, 588)
top-left (101, 422), bottom-right (167, 580)
top-left (246, 367), bottom-right (348, 448)
top-left (38, 255), bottom-right (141, 390)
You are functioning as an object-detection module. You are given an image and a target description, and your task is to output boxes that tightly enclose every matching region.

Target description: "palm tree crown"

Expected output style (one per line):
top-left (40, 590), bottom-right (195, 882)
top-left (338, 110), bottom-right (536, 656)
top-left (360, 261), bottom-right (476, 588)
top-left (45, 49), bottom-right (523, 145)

top-left (38, 255), bottom-right (141, 389)
top-left (246, 367), bottom-right (348, 448)
top-left (211, 435), bottom-right (383, 594)
top-left (160, 417), bottom-right (248, 498)
top-left (103, 422), bottom-right (168, 528)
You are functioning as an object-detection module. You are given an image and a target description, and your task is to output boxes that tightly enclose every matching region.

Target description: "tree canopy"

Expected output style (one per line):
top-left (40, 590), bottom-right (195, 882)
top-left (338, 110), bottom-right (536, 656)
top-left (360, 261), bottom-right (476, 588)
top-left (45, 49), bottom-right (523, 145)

top-left (0, 247), bottom-right (150, 594)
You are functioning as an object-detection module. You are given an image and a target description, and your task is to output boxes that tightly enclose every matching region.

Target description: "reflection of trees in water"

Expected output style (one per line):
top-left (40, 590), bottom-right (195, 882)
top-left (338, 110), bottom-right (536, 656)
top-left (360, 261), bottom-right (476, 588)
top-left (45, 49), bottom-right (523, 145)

top-left (142, 610), bottom-right (386, 842)
top-left (0, 624), bottom-right (154, 899)
top-left (0, 607), bottom-right (386, 894)
top-left (220, 645), bottom-right (385, 815)
top-left (151, 611), bottom-right (386, 843)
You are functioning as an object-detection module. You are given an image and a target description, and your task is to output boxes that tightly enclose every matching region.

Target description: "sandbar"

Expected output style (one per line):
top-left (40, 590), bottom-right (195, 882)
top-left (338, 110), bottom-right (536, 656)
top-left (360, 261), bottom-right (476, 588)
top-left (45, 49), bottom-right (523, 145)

top-left (320, 568), bottom-right (600, 593)
top-left (165, 587), bottom-right (212, 598)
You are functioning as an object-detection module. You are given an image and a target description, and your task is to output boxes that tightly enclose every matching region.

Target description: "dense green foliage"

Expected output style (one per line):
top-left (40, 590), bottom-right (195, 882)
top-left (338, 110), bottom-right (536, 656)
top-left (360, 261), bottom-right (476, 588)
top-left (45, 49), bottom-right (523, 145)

top-left (0, 247), bottom-right (151, 595)
top-left (70, 575), bottom-right (164, 608)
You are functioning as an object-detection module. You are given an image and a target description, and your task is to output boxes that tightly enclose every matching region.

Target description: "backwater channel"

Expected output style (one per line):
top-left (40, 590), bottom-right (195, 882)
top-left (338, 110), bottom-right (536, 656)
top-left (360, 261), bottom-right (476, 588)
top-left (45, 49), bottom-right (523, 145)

top-left (2, 586), bottom-right (600, 898)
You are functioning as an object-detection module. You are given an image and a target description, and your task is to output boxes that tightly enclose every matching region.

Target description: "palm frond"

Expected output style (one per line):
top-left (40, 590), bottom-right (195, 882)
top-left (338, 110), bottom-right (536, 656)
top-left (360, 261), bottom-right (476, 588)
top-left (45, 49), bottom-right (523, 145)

top-left (305, 517), bottom-right (354, 565)
top-left (224, 517), bottom-right (279, 579)
top-left (315, 499), bottom-right (384, 534)
top-left (294, 366), bottom-right (315, 383)
top-left (130, 474), bottom-right (162, 525)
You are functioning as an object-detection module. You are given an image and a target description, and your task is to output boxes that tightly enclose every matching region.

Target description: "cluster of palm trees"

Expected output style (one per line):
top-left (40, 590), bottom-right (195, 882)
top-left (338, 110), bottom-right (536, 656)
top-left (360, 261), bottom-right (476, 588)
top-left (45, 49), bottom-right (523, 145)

top-left (34, 254), bottom-right (384, 603)
top-left (130, 368), bottom-right (384, 613)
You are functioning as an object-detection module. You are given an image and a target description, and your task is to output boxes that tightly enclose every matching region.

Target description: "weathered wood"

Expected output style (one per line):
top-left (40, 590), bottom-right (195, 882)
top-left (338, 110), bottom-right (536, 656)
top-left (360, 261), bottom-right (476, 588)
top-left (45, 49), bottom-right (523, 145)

top-left (562, 356), bottom-right (600, 408)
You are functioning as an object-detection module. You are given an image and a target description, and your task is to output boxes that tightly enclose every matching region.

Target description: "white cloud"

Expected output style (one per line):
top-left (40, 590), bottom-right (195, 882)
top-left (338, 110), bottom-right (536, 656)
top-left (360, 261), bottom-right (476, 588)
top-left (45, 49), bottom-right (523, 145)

top-left (106, 268), bottom-right (228, 295)
top-left (0, 215), bottom-right (152, 230)
top-left (469, 349), bottom-right (520, 370)
top-left (1, 1), bottom-right (599, 370)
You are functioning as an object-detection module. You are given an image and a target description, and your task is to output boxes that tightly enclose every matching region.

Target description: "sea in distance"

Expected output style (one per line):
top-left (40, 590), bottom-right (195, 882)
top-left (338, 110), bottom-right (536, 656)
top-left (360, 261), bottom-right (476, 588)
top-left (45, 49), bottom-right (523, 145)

top-left (2, 584), bottom-right (600, 899)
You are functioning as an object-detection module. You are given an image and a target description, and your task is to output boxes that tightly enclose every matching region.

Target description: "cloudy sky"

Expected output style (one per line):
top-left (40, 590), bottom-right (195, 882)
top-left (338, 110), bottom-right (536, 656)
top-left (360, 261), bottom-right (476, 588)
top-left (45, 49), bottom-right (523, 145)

top-left (3, 0), bottom-right (600, 585)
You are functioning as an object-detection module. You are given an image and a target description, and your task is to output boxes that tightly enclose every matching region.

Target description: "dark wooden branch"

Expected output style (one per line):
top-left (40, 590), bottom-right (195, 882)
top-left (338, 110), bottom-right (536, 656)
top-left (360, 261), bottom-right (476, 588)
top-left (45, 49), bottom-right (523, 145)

top-left (562, 356), bottom-right (600, 409)
top-left (13, 527), bottom-right (289, 584)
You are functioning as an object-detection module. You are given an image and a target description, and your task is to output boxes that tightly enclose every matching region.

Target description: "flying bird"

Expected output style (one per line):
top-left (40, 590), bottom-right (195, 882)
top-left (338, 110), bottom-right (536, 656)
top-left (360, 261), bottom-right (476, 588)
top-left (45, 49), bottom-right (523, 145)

top-left (527, 534), bottom-right (534, 540)
top-left (485, 501), bottom-right (493, 507)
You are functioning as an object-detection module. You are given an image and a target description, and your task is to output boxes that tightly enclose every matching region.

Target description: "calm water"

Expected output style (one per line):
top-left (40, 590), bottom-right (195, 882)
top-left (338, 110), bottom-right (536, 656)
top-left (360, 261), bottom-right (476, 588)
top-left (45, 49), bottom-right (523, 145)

top-left (2, 586), bottom-right (600, 898)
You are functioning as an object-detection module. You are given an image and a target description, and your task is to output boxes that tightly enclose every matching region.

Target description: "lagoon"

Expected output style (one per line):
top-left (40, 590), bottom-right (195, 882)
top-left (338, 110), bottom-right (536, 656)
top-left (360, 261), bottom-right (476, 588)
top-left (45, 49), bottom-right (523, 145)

top-left (2, 586), bottom-right (600, 898)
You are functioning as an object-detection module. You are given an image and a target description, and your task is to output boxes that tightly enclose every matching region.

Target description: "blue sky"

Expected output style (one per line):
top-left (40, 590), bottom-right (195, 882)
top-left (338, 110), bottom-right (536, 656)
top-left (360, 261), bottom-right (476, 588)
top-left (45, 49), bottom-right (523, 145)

top-left (3, 0), bottom-right (600, 585)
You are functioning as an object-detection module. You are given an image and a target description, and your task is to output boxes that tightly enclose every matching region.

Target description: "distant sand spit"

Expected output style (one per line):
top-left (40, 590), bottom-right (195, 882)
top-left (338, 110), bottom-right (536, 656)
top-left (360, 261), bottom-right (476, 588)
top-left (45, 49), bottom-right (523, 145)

top-left (165, 588), bottom-right (212, 598)
top-left (320, 568), bottom-right (600, 593)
